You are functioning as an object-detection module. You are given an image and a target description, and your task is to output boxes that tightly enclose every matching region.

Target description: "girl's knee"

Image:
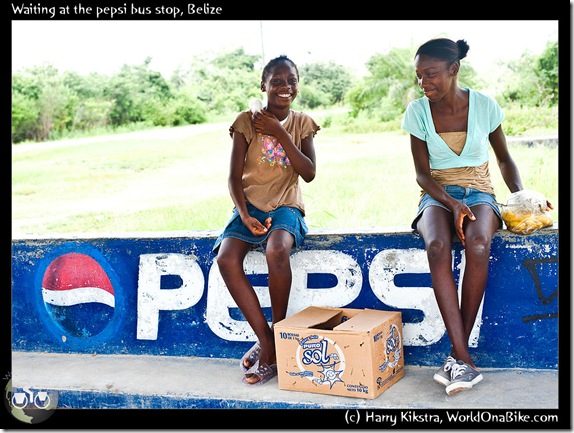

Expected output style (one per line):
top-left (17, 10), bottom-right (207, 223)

top-left (426, 238), bottom-right (451, 262)
top-left (216, 252), bottom-right (242, 273)
top-left (465, 236), bottom-right (492, 259)
top-left (265, 245), bottom-right (291, 267)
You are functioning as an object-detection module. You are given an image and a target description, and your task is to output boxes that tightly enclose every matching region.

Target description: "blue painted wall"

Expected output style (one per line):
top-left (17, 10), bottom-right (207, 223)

top-left (11, 227), bottom-right (559, 369)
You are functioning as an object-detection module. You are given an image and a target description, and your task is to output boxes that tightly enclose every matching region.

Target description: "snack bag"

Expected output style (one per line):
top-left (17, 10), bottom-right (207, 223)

top-left (500, 190), bottom-right (553, 235)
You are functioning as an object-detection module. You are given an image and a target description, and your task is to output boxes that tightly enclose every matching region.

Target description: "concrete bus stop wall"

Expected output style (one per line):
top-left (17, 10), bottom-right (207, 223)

top-left (11, 226), bottom-right (559, 370)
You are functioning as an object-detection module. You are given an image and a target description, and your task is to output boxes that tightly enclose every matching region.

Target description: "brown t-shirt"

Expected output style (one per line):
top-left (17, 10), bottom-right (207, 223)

top-left (229, 110), bottom-right (320, 215)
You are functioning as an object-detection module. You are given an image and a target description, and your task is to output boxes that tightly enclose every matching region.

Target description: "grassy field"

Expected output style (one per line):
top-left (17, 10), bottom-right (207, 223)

top-left (12, 119), bottom-right (559, 237)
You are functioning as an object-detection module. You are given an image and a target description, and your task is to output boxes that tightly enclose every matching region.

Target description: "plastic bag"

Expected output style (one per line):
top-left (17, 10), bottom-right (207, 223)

top-left (248, 98), bottom-right (263, 113)
top-left (499, 190), bottom-right (553, 235)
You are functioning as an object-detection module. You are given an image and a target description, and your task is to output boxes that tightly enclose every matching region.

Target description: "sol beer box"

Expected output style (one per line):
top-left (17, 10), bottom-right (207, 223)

top-left (274, 306), bottom-right (404, 399)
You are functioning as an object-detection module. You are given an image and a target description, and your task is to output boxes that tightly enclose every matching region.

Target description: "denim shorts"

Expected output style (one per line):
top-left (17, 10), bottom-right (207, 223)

top-left (213, 203), bottom-right (308, 253)
top-left (412, 185), bottom-right (502, 230)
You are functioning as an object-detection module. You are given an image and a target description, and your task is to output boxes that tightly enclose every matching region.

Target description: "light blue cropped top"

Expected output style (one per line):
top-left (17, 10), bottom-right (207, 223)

top-left (401, 89), bottom-right (504, 170)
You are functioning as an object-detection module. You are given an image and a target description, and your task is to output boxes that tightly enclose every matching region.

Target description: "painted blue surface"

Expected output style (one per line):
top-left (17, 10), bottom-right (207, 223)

top-left (11, 227), bottom-right (559, 369)
top-left (48, 390), bottom-right (323, 409)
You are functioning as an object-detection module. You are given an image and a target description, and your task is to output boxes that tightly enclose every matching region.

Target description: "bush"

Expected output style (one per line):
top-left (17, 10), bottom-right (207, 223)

top-left (501, 104), bottom-right (558, 136)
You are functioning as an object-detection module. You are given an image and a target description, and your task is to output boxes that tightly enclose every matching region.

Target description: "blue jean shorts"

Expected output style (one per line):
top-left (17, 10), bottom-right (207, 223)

top-left (412, 185), bottom-right (502, 230)
top-left (213, 203), bottom-right (308, 253)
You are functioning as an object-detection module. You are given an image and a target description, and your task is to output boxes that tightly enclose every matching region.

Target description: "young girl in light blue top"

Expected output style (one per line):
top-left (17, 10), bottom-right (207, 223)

top-left (402, 38), bottom-right (553, 396)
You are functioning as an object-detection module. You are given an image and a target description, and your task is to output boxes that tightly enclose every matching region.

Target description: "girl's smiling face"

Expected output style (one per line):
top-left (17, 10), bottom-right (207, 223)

top-left (262, 61), bottom-right (299, 109)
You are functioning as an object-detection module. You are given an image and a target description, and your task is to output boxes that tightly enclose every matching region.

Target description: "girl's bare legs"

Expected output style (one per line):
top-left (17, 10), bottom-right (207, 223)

top-left (261, 229), bottom-right (295, 366)
top-left (418, 205), bottom-right (499, 368)
top-left (216, 238), bottom-right (269, 365)
top-left (417, 206), bottom-right (471, 366)
top-left (216, 229), bottom-right (294, 383)
top-left (458, 205), bottom-right (499, 349)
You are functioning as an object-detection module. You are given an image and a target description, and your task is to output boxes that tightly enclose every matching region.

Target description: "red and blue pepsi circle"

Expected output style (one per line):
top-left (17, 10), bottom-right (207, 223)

top-left (36, 245), bottom-right (123, 346)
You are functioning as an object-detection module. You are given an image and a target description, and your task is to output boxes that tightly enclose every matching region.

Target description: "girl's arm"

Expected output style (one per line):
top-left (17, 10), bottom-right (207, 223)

top-left (489, 125), bottom-right (523, 193)
top-left (410, 134), bottom-right (475, 244)
top-left (228, 131), bottom-right (271, 235)
top-left (253, 110), bottom-right (316, 182)
top-left (489, 124), bottom-right (553, 211)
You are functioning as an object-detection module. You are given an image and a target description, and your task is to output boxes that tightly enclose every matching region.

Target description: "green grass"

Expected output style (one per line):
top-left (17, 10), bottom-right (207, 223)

top-left (12, 123), bottom-right (559, 236)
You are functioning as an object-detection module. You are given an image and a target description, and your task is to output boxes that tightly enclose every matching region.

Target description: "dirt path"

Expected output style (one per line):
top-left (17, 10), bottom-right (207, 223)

top-left (12, 122), bottom-right (229, 154)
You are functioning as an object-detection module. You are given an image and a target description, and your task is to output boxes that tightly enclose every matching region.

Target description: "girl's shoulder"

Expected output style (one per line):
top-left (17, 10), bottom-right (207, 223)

top-left (229, 110), bottom-right (254, 138)
top-left (289, 110), bottom-right (320, 136)
top-left (234, 109), bottom-right (252, 121)
top-left (467, 88), bottom-right (502, 112)
top-left (468, 88), bottom-right (497, 103)
top-left (407, 95), bottom-right (427, 107)
top-left (405, 96), bottom-right (428, 115)
top-left (290, 110), bottom-right (315, 121)
top-left (232, 109), bottom-right (253, 127)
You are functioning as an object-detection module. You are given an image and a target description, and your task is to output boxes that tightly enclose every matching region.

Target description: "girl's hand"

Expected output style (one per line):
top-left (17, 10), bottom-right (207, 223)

top-left (243, 216), bottom-right (272, 236)
top-left (252, 110), bottom-right (280, 136)
top-left (452, 202), bottom-right (476, 246)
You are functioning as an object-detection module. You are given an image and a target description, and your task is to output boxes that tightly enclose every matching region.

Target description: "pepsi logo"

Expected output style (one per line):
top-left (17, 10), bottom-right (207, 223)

top-left (41, 252), bottom-right (116, 338)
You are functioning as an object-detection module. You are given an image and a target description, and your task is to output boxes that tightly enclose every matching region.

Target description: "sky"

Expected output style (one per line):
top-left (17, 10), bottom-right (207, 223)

top-left (11, 20), bottom-right (559, 79)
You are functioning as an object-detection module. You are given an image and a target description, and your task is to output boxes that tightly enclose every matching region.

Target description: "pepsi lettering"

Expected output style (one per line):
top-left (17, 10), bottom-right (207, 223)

top-left (136, 249), bottom-right (476, 346)
top-left (41, 248), bottom-right (480, 346)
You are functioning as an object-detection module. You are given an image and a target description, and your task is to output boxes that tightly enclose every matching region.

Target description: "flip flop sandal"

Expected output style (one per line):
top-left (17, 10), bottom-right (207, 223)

top-left (240, 342), bottom-right (261, 373)
top-left (242, 362), bottom-right (278, 386)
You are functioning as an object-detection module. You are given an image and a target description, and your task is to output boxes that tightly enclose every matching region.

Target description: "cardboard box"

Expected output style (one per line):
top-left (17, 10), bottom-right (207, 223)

top-left (274, 306), bottom-right (404, 399)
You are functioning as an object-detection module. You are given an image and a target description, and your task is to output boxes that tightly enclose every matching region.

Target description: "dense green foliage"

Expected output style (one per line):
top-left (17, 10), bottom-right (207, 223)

top-left (499, 41), bottom-right (558, 107)
top-left (298, 61), bottom-right (353, 108)
top-left (11, 42), bottom-right (558, 144)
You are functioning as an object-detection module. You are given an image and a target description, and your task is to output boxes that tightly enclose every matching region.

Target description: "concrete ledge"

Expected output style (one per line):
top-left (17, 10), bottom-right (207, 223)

top-left (506, 135), bottom-right (558, 147)
top-left (11, 351), bottom-right (558, 410)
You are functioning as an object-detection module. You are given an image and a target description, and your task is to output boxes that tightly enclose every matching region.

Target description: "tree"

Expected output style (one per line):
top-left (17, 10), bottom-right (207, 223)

top-left (11, 90), bottom-right (39, 143)
top-left (106, 60), bottom-right (173, 126)
top-left (211, 47), bottom-right (259, 72)
top-left (346, 47), bottom-right (479, 121)
top-left (536, 41), bottom-right (558, 106)
top-left (11, 64), bottom-right (69, 141)
top-left (12, 72), bottom-right (41, 142)
top-left (177, 49), bottom-right (261, 115)
top-left (498, 41), bottom-right (558, 108)
top-left (298, 61), bottom-right (353, 107)
top-left (60, 71), bottom-right (112, 132)
top-left (346, 47), bottom-right (414, 120)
